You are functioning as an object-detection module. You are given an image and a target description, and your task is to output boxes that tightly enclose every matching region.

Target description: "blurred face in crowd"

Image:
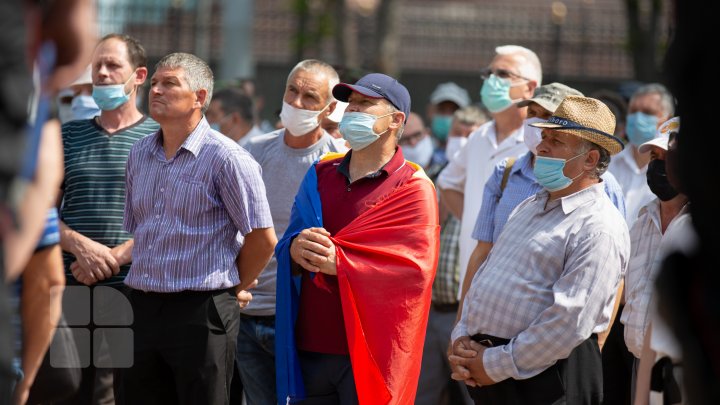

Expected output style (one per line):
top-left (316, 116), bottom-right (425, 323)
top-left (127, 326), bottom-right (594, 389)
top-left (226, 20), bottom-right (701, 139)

top-left (92, 38), bottom-right (146, 91)
top-left (526, 102), bottom-right (552, 120)
top-left (284, 69), bottom-right (333, 115)
top-left (399, 113), bottom-right (427, 148)
top-left (487, 53), bottom-right (536, 103)
top-left (628, 92), bottom-right (668, 124)
top-left (206, 99), bottom-right (232, 133)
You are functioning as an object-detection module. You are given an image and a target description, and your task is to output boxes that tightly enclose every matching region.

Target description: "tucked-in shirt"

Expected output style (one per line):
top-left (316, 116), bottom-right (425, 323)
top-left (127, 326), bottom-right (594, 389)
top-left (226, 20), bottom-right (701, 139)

top-left (472, 152), bottom-right (626, 243)
top-left (123, 117), bottom-right (273, 292)
top-left (621, 200), bottom-right (690, 358)
top-left (242, 129), bottom-right (347, 316)
top-left (453, 183), bottom-right (630, 382)
top-left (436, 121), bottom-right (527, 299)
top-left (609, 146), bottom-right (655, 226)
top-left (61, 116), bottom-right (159, 285)
top-left (295, 148), bottom-right (415, 355)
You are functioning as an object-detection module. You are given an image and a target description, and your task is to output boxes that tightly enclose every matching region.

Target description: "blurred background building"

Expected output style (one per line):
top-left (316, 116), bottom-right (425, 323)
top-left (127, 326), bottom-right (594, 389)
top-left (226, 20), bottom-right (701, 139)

top-left (96, 0), bottom-right (672, 121)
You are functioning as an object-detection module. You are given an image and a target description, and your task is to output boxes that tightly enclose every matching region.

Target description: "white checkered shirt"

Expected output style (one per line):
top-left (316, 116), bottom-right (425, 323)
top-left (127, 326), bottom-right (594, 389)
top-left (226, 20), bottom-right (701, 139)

top-left (621, 200), bottom-right (690, 358)
top-left (452, 183), bottom-right (630, 382)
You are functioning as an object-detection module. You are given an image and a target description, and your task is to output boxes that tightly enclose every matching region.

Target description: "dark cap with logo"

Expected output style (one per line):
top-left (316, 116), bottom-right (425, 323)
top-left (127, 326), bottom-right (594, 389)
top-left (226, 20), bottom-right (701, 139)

top-left (332, 73), bottom-right (411, 122)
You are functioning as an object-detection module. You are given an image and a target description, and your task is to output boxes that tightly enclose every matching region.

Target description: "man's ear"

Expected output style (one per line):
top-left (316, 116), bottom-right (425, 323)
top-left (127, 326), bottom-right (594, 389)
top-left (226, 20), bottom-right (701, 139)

top-left (524, 80), bottom-right (538, 99)
top-left (134, 67), bottom-right (149, 85)
top-left (389, 111), bottom-right (405, 130)
top-left (195, 88), bottom-right (208, 110)
top-left (584, 148), bottom-right (600, 170)
top-left (323, 100), bottom-right (337, 120)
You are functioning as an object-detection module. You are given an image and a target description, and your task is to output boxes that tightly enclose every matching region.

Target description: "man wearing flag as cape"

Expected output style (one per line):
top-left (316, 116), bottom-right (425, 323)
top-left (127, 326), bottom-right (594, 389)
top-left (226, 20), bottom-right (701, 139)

top-left (275, 73), bottom-right (440, 404)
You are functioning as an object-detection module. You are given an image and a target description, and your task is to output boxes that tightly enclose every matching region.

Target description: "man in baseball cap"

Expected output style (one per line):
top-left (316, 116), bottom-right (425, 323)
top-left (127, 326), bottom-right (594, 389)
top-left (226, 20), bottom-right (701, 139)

top-left (451, 95), bottom-right (630, 403)
top-left (275, 73), bottom-right (439, 404)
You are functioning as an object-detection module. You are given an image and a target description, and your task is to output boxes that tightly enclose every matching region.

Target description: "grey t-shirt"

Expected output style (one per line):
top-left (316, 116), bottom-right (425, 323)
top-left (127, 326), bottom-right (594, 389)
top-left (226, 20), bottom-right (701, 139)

top-left (242, 129), bottom-right (348, 316)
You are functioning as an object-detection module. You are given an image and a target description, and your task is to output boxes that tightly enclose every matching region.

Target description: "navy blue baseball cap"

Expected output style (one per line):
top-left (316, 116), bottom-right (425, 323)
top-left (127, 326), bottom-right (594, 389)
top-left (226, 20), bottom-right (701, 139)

top-left (332, 73), bottom-right (411, 122)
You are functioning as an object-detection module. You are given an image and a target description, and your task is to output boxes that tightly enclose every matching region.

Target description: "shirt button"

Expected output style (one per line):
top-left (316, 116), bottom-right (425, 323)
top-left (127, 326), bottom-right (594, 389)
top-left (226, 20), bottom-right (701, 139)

top-left (148, 245), bottom-right (153, 250)
top-left (155, 214), bottom-right (160, 219)
top-left (347, 187), bottom-right (351, 192)
top-left (160, 187), bottom-right (165, 192)
top-left (143, 274), bottom-right (149, 278)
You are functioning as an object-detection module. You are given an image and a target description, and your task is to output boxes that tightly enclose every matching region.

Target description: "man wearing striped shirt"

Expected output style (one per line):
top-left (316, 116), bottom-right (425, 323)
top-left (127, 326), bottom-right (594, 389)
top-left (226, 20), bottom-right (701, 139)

top-left (58, 33), bottom-right (159, 405)
top-left (123, 52), bottom-right (275, 404)
top-left (450, 96), bottom-right (630, 404)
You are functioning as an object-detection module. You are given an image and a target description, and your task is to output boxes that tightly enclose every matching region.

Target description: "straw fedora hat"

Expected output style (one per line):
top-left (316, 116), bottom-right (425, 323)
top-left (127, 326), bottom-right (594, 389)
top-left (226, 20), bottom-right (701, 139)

top-left (530, 95), bottom-right (624, 155)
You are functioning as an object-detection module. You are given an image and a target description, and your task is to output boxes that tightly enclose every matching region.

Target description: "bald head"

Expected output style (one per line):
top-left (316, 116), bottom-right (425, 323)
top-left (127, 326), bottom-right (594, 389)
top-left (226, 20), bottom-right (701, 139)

top-left (399, 112), bottom-right (427, 147)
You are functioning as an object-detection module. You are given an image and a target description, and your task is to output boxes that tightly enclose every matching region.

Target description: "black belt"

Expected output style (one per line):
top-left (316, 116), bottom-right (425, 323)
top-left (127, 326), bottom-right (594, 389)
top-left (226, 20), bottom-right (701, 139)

top-left (471, 333), bottom-right (511, 347)
top-left (432, 302), bottom-right (459, 313)
top-left (239, 313), bottom-right (275, 321)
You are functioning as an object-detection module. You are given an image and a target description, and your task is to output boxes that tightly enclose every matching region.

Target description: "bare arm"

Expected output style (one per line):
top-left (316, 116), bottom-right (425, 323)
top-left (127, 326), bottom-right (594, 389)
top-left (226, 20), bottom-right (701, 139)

top-left (439, 188), bottom-right (464, 220)
top-left (60, 221), bottom-right (120, 285)
top-left (3, 120), bottom-right (64, 280)
top-left (236, 227), bottom-right (277, 291)
top-left (13, 246), bottom-right (65, 405)
top-left (598, 280), bottom-right (624, 351)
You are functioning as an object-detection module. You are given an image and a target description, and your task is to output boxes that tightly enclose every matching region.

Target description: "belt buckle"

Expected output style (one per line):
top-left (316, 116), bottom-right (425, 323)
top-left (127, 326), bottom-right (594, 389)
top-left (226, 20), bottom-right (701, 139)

top-left (477, 338), bottom-right (493, 347)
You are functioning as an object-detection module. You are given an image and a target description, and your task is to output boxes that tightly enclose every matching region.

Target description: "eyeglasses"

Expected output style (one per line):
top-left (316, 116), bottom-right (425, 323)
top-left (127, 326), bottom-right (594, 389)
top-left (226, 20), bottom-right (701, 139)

top-left (479, 67), bottom-right (531, 82)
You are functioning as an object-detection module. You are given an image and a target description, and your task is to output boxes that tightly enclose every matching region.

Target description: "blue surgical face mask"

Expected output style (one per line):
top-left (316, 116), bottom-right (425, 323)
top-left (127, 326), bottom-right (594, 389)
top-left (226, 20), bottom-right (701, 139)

top-left (431, 115), bottom-right (453, 141)
top-left (92, 71), bottom-right (136, 111)
top-left (626, 112), bottom-right (658, 146)
top-left (533, 152), bottom-right (587, 192)
top-left (70, 95), bottom-right (100, 121)
top-left (339, 111), bottom-right (392, 151)
top-left (480, 74), bottom-right (514, 113)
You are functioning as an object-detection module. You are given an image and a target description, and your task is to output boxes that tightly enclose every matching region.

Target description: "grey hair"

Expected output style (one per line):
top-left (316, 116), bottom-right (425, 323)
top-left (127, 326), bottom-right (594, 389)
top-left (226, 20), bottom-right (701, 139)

top-left (578, 139), bottom-right (610, 178)
top-left (630, 83), bottom-right (675, 118)
top-left (155, 53), bottom-right (214, 112)
top-left (495, 45), bottom-right (543, 86)
top-left (287, 59), bottom-right (340, 102)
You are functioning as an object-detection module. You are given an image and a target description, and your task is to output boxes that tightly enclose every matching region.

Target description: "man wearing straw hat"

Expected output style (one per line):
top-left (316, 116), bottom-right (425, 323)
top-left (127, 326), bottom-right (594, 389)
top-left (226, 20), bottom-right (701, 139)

top-left (449, 95), bottom-right (630, 404)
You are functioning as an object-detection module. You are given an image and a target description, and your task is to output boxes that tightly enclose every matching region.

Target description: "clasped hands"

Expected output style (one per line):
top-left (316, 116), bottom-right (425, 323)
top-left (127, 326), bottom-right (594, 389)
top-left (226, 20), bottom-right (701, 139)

top-left (448, 336), bottom-right (496, 387)
top-left (290, 227), bottom-right (337, 276)
top-left (70, 239), bottom-right (123, 285)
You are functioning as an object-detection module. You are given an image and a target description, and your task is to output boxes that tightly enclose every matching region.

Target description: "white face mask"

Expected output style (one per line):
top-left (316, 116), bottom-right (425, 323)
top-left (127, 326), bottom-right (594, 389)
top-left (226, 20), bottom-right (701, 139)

top-left (523, 117), bottom-right (545, 155)
top-left (279, 101), bottom-right (327, 136)
top-left (445, 136), bottom-right (468, 164)
top-left (403, 135), bottom-right (434, 168)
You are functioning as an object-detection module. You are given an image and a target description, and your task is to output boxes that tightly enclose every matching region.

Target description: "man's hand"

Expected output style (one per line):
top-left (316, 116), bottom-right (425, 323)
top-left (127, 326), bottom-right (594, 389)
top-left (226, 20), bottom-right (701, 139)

top-left (69, 238), bottom-right (120, 284)
top-left (290, 228), bottom-right (337, 275)
top-left (449, 336), bottom-right (479, 386)
top-left (235, 279), bottom-right (258, 309)
top-left (449, 338), bottom-right (496, 386)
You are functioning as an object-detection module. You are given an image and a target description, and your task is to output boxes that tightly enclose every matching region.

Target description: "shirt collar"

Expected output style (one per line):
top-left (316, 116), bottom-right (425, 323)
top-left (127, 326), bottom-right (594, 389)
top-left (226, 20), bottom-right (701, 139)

top-left (337, 147), bottom-right (406, 181)
top-left (151, 117), bottom-right (209, 159)
top-left (558, 182), bottom-right (606, 215)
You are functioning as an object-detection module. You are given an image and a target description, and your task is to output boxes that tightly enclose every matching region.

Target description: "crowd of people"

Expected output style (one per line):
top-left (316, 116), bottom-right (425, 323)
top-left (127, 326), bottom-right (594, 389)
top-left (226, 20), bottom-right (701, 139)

top-left (0, 16), bottom-right (694, 405)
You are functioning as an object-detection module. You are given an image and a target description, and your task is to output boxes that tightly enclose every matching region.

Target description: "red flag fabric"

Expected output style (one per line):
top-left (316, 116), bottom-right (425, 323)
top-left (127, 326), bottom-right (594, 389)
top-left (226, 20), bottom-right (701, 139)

top-left (332, 169), bottom-right (440, 404)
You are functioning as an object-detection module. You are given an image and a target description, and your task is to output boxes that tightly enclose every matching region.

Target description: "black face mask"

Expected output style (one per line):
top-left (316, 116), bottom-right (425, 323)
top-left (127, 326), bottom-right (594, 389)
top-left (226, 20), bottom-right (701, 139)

top-left (646, 159), bottom-right (679, 201)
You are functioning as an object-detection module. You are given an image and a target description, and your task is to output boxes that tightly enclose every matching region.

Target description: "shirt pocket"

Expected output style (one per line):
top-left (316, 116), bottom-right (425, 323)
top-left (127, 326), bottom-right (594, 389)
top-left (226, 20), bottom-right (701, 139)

top-left (169, 175), bottom-right (211, 225)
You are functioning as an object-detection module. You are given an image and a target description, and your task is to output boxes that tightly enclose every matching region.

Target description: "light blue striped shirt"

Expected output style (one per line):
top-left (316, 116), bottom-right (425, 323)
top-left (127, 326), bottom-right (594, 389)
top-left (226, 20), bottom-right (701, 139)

top-left (472, 152), bottom-right (626, 243)
top-left (123, 118), bottom-right (273, 292)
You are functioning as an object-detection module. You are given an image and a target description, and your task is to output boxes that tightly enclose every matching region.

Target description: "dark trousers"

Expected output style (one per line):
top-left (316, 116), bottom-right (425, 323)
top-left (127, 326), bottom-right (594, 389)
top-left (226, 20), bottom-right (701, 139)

top-left (467, 334), bottom-right (603, 405)
top-left (298, 351), bottom-right (358, 405)
top-left (123, 288), bottom-right (240, 405)
top-left (602, 305), bottom-right (635, 405)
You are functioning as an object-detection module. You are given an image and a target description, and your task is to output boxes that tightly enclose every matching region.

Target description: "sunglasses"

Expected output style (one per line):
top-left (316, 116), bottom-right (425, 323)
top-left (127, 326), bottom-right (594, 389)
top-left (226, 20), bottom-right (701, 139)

top-left (480, 67), bottom-right (531, 82)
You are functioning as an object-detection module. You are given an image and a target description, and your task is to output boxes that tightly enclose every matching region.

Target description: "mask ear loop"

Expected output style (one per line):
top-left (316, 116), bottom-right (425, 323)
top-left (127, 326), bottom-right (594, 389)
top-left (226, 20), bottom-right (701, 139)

top-left (566, 150), bottom-right (591, 182)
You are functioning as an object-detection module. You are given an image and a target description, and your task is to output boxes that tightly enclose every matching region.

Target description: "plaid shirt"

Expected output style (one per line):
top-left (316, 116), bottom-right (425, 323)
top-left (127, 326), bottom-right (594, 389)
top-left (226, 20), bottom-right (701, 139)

top-left (432, 214), bottom-right (461, 304)
top-left (453, 183), bottom-right (630, 382)
top-left (621, 200), bottom-right (690, 358)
